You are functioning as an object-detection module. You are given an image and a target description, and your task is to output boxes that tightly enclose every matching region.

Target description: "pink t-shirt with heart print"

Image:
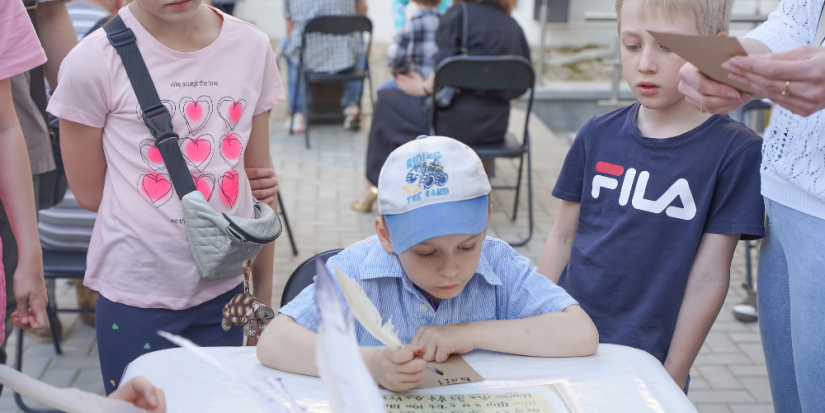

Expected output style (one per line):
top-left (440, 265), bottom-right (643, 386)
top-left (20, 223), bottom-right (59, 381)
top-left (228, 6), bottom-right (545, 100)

top-left (47, 6), bottom-right (284, 310)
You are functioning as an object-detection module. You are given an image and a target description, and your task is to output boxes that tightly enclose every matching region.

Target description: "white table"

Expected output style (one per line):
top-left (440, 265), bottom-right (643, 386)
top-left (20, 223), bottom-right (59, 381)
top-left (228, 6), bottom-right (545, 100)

top-left (122, 344), bottom-right (697, 413)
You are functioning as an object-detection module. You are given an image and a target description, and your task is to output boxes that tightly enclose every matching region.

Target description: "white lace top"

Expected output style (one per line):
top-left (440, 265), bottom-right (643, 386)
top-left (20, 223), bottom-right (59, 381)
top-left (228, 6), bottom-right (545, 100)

top-left (743, 0), bottom-right (825, 220)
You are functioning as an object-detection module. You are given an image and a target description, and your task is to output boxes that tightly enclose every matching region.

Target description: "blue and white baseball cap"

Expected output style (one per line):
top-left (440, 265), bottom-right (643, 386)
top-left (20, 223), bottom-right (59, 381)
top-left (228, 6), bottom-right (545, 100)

top-left (377, 136), bottom-right (492, 254)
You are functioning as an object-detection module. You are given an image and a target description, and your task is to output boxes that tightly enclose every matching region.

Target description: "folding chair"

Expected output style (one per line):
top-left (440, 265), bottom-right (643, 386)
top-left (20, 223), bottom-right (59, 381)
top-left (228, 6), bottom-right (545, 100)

top-left (429, 55), bottom-right (536, 246)
top-left (289, 15), bottom-right (375, 149)
top-left (277, 192), bottom-right (298, 256)
top-left (14, 249), bottom-right (91, 413)
top-left (280, 249), bottom-right (342, 307)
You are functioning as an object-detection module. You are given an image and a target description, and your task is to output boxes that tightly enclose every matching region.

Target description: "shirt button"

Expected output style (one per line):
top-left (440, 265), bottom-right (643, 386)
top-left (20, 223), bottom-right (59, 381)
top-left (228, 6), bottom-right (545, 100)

top-left (420, 304), bottom-right (429, 313)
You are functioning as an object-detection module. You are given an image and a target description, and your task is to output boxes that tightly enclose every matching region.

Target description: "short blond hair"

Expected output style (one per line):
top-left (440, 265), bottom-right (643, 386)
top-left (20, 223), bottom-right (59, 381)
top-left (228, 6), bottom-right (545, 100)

top-left (616, 0), bottom-right (734, 36)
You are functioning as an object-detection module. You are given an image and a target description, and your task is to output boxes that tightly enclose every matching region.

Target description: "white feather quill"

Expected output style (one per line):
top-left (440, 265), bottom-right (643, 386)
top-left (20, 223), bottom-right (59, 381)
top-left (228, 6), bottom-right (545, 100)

top-left (332, 265), bottom-right (402, 349)
top-left (316, 260), bottom-right (387, 413)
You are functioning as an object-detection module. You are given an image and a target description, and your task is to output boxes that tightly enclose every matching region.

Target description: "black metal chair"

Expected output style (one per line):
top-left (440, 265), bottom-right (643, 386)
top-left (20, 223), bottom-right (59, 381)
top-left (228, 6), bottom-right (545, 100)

top-left (289, 15), bottom-right (375, 149)
top-left (14, 249), bottom-right (90, 413)
top-left (280, 249), bottom-right (342, 308)
top-left (277, 192), bottom-right (298, 256)
top-left (429, 55), bottom-right (536, 246)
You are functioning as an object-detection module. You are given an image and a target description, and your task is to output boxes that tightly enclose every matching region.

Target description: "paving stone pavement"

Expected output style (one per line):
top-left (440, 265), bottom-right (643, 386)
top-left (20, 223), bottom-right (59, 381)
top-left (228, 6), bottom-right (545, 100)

top-left (0, 107), bottom-right (773, 412)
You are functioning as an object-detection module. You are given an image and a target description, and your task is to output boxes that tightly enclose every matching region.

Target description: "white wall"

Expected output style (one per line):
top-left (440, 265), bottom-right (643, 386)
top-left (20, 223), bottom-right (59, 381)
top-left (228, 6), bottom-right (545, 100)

top-left (234, 0), bottom-right (780, 48)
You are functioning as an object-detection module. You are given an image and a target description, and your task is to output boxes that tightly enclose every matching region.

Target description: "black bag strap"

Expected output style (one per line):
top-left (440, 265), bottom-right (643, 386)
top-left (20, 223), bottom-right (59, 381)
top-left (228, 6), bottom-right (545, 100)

top-left (815, 0), bottom-right (825, 47)
top-left (460, 2), bottom-right (469, 55)
top-left (24, 0), bottom-right (49, 123)
top-left (103, 15), bottom-right (197, 198)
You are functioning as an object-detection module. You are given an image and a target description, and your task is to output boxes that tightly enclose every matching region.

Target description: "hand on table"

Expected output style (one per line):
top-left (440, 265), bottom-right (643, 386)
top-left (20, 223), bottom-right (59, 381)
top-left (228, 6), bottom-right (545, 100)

top-left (396, 72), bottom-right (428, 97)
top-left (370, 345), bottom-right (427, 392)
top-left (246, 167), bottom-right (279, 205)
top-left (678, 62), bottom-right (753, 114)
top-left (11, 260), bottom-right (49, 330)
top-left (411, 323), bottom-right (477, 363)
top-left (723, 46), bottom-right (825, 117)
top-left (109, 376), bottom-right (166, 413)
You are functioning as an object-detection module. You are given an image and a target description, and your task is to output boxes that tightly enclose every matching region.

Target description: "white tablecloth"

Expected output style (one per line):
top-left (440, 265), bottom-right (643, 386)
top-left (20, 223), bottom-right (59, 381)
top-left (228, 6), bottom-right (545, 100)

top-left (122, 344), bottom-right (697, 413)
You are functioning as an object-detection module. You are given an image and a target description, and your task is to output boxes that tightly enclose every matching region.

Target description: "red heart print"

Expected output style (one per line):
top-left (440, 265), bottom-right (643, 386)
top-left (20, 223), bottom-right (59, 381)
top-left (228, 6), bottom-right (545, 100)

top-left (179, 135), bottom-right (214, 172)
top-left (220, 133), bottom-right (243, 167)
top-left (137, 173), bottom-right (173, 207)
top-left (179, 96), bottom-right (213, 135)
top-left (217, 97), bottom-right (246, 130)
top-left (218, 169), bottom-right (240, 207)
top-left (139, 139), bottom-right (166, 171)
top-left (192, 174), bottom-right (215, 201)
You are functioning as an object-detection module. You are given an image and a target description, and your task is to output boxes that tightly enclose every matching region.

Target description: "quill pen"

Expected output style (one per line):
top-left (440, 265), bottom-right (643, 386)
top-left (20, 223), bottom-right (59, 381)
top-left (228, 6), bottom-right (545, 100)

top-left (315, 259), bottom-right (387, 413)
top-left (332, 265), bottom-right (443, 375)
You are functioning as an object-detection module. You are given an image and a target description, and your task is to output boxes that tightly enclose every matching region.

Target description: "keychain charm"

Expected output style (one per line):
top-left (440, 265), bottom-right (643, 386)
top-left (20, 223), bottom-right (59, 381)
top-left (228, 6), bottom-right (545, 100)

top-left (221, 255), bottom-right (275, 337)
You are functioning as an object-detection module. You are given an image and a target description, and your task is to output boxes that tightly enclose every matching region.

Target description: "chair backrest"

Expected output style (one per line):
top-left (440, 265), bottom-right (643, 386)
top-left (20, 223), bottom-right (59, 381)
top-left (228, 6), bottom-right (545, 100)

top-left (429, 56), bottom-right (535, 144)
top-left (280, 249), bottom-right (343, 308)
top-left (303, 15), bottom-right (372, 36)
top-left (41, 249), bottom-right (87, 279)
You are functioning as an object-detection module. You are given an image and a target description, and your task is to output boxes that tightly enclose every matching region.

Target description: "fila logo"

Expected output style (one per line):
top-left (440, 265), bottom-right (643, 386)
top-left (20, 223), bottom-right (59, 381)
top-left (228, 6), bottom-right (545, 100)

top-left (592, 161), bottom-right (696, 221)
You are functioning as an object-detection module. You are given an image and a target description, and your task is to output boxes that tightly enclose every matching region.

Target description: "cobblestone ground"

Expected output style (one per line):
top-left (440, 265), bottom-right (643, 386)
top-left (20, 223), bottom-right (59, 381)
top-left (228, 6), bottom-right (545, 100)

top-left (0, 107), bottom-right (772, 413)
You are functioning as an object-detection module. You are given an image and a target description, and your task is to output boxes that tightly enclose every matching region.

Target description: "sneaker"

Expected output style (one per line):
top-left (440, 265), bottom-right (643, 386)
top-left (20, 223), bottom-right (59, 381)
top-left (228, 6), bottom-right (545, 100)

top-left (286, 113), bottom-right (305, 133)
top-left (733, 288), bottom-right (758, 323)
top-left (343, 105), bottom-right (359, 131)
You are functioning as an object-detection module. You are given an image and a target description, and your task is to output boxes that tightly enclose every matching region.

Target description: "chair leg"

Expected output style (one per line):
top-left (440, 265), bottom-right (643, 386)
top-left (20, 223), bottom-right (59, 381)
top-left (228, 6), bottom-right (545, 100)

top-left (512, 156), bottom-right (524, 222)
top-left (509, 149), bottom-right (534, 248)
top-left (367, 74), bottom-right (375, 113)
top-left (278, 192), bottom-right (299, 257)
top-left (47, 300), bottom-right (61, 355)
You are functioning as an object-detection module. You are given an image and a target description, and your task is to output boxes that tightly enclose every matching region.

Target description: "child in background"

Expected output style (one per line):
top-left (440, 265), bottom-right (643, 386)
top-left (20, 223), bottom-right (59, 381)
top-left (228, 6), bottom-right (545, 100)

top-left (258, 136), bottom-right (598, 392)
top-left (0, 0), bottom-right (51, 343)
top-left (538, 0), bottom-right (764, 393)
top-left (393, 0), bottom-right (450, 31)
top-left (48, 0), bottom-right (283, 394)
top-left (382, 0), bottom-right (441, 92)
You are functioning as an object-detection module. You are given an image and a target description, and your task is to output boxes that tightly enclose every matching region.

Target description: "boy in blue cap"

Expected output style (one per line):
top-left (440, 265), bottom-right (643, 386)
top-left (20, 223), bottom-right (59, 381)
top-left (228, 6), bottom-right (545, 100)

top-left (258, 136), bottom-right (598, 392)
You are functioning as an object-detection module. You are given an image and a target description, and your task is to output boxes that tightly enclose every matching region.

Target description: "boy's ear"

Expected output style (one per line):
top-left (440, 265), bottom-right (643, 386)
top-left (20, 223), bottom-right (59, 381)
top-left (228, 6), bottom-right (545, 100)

top-left (375, 216), bottom-right (395, 254)
top-left (716, 31), bottom-right (729, 38)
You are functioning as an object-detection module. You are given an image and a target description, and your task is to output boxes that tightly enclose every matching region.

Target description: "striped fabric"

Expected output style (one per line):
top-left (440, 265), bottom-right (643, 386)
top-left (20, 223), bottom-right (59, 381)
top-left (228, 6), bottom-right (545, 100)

top-left (280, 236), bottom-right (578, 346)
top-left (389, 7), bottom-right (440, 78)
top-left (66, 2), bottom-right (110, 41)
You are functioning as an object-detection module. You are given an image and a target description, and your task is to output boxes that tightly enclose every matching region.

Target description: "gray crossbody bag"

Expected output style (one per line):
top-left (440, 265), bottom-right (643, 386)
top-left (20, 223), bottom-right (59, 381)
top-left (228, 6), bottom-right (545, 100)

top-left (103, 17), bottom-right (281, 281)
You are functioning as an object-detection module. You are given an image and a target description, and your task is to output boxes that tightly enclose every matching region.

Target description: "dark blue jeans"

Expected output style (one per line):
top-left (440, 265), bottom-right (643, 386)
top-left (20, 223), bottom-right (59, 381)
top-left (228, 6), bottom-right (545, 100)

top-left (95, 284), bottom-right (243, 394)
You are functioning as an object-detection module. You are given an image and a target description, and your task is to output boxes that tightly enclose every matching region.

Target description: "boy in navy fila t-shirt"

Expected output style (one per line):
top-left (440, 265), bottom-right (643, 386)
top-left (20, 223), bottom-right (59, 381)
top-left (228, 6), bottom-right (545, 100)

top-left (538, 0), bottom-right (764, 393)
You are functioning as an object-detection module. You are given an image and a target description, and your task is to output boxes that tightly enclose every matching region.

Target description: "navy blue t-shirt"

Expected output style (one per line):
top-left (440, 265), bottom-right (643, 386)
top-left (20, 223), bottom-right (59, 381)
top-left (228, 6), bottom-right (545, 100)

top-left (553, 103), bottom-right (765, 363)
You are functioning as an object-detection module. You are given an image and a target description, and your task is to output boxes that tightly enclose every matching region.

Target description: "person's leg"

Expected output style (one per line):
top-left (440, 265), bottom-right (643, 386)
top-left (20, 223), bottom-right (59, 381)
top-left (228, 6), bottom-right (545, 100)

top-left (758, 198), bottom-right (802, 413)
top-left (767, 200), bottom-right (825, 412)
top-left (180, 285), bottom-right (243, 347)
top-left (95, 293), bottom-right (190, 395)
top-left (340, 52), bottom-right (368, 109)
top-left (285, 56), bottom-right (303, 115)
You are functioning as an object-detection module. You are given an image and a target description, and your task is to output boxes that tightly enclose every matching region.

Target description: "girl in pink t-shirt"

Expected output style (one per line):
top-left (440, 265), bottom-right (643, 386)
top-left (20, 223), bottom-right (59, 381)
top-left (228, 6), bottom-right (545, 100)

top-left (48, 0), bottom-right (284, 393)
top-left (0, 0), bottom-right (51, 346)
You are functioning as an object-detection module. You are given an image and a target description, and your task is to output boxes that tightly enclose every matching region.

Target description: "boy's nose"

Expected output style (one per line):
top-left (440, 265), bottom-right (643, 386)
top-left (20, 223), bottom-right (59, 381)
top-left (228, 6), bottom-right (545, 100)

top-left (638, 48), bottom-right (657, 74)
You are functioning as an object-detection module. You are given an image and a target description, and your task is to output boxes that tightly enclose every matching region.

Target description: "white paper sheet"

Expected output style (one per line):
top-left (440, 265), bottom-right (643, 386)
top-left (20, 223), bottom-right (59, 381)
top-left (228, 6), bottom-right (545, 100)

top-left (315, 259), bottom-right (387, 413)
top-left (0, 365), bottom-right (146, 413)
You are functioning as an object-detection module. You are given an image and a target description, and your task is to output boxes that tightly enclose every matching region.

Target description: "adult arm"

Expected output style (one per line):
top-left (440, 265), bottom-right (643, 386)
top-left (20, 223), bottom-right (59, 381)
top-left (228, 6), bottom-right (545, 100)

top-left (538, 200), bottom-right (579, 283)
top-left (244, 112), bottom-right (275, 310)
top-left (0, 78), bottom-right (48, 330)
top-left (35, 0), bottom-right (77, 88)
top-left (59, 120), bottom-right (106, 211)
top-left (355, 0), bottom-right (367, 15)
top-left (664, 233), bottom-right (739, 389)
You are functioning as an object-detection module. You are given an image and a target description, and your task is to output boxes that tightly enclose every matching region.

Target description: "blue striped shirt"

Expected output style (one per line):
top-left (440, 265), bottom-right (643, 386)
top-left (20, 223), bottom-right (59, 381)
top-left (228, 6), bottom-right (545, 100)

top-left (280, 236), bottom-right (578, 346)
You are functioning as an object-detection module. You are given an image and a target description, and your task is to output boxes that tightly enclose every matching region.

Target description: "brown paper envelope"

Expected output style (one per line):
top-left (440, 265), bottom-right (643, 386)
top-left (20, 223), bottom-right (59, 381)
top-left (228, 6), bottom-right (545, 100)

top-left (415, 354), bottom-right (484, 389)
top-left (647, 31), bottom-right (753, 93)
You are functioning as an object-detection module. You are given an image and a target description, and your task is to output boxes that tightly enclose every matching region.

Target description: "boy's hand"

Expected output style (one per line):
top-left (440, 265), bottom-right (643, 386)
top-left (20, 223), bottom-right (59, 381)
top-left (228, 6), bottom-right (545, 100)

top-left (370, 345), bottom-right (427, 392)
top-left (11, 260), bottom-right (49, 330)
top-left (411, 323), bottom-right (477, 363)
top-left (109, 376), bottom-right (166, 413)
top-left (246, 167), bottom-right (279, 205)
